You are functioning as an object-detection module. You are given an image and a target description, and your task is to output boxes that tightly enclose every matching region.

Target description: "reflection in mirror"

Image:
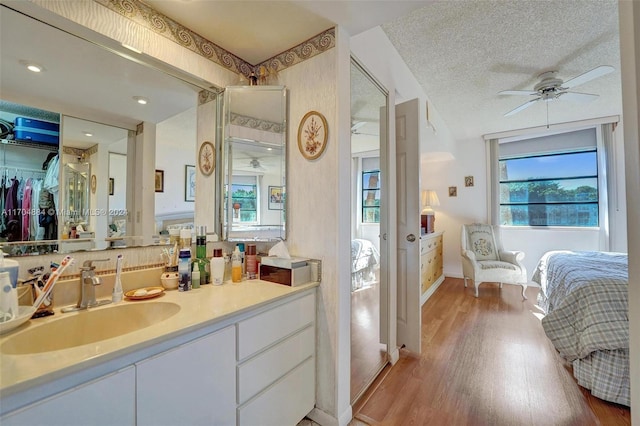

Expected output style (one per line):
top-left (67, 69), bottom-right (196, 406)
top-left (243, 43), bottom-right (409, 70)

top-left (0, 4), bottom-right (218, 255)
top-left (155, 107), bottom-right (197, 234)
top-left (222, 86), bottom-right (287, 241)
top-left (349, 59), bottom-right (388, 403)
top-left (0, 101), bottom-right (59, 255)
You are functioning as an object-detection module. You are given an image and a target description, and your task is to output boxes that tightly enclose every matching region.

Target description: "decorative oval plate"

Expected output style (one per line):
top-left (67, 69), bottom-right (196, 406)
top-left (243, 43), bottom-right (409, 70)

top-left (125, 287), bottom-right (165, 300)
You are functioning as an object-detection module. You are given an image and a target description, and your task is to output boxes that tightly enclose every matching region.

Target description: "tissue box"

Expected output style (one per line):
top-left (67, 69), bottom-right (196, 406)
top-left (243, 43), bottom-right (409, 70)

top-left (260, 263), bottom-right (311, 287)
top-left (260, 256), bottom-right (309, 269)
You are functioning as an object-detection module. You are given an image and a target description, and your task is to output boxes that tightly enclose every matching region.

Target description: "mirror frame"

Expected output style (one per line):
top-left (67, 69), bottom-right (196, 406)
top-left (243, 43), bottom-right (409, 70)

top-left (221, 85), bottom-right (288, 242)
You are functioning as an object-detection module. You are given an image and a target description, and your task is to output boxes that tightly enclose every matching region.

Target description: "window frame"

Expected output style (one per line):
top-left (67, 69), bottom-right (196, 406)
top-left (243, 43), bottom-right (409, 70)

top-left (361, 169), bottom-right (380, 224)
top-left (498, 148), bottom-right (600, 228)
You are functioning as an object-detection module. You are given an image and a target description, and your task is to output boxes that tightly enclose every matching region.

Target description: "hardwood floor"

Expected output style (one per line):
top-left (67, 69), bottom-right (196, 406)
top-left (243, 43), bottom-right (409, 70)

top-left (353, 277), bottom-right (631, 426)
top-left (351, 280), bottom-right (387, 402)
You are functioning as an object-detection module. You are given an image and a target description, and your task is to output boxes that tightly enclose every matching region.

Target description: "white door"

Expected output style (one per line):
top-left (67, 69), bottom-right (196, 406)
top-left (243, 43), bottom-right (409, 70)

top-left (395, 98), bottom-right (422, 354)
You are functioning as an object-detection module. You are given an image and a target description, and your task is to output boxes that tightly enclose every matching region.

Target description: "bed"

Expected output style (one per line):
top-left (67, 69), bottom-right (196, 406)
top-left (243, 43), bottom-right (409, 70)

top-left (532, 250), bottom-right (629, 406)
top-left (351, 238), bottom-right (380, 291)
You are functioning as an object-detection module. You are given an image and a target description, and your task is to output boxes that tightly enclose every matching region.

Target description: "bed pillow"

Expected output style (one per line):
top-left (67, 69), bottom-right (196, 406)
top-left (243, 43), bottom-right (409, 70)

top-left (466, 224), bottom-right (499, 261)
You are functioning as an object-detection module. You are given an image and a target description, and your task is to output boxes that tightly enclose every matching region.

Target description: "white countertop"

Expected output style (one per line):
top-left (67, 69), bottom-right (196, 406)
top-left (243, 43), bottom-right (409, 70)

top-left (0, 279), bottom-right (319, 401)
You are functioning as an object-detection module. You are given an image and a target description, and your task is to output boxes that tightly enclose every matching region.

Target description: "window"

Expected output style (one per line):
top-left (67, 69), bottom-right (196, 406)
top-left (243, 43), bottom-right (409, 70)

top-left (225, 176), bottom-right (258, 223)
top-left (499, 150), bottom-right (598, 227)
top-left (362, 170), bottom-right (380, 223)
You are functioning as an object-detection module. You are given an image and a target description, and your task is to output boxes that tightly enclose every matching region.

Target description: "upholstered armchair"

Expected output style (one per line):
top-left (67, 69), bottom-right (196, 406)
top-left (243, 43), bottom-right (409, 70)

top-left (460, 224), bottom-right (528, 299)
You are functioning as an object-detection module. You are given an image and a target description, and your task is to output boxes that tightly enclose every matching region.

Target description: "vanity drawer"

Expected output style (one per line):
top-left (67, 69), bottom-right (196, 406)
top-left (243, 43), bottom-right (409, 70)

top-left (238, 293), bottom-right (315, 360)
top-left (238, 357), bottom-right (315, 426)
top-left (238, 325), bottom-right (314, 404)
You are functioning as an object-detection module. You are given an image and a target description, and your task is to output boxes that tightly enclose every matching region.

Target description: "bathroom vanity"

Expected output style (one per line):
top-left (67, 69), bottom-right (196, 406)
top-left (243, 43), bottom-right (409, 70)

top-left (0, 280), bottom-right (318, 425)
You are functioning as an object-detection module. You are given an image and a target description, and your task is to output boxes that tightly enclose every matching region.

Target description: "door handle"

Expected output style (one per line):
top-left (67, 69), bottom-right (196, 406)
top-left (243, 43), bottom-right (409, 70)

top-left (406, 234), bottom-right (416, 242)
top-left (382, 233), bottom-right (387, 241)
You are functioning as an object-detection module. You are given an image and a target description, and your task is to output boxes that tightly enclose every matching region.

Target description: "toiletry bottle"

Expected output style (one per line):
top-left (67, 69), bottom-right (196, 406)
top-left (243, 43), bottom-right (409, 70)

top-left (231, 246), bottom-right (242, 283)
top-left (237, 243), bottom-right (245, 275)
top-left (178, 248), bottom-right (192, 291)
top-left (246, 244), bottom-right (257, 279)
top-left (211, 249), bottom-right (225, 285)
top-left (191, 265), bottom-right (200, 289)
top-left (196, 226), bottom-right (206, 259)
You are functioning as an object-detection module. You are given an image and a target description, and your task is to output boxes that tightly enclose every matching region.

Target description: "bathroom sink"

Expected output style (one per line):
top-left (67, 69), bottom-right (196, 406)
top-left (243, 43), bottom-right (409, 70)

top-left (1, 302), bottom-right (180, 354)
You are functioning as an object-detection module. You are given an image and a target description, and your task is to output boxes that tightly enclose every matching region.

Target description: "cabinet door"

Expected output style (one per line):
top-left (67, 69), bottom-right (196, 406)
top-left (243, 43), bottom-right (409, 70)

top-left (2, 367), bottom-right (135, 426)
top-left (136, 326), bottom-right (236, 426)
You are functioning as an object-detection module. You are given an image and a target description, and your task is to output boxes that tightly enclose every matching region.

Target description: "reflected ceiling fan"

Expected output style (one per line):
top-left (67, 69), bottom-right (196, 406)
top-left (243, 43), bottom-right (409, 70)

top-left (499, 65), bottom-right (614, 117)
top-left (248, 158), bottom-right (266, 171)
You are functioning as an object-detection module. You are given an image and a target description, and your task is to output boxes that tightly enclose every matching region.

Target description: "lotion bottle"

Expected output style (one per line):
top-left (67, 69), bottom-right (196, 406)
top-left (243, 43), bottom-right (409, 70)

top-left (210, 248), bottom-right (225, 285)
top-left (231, 246), bottom-right (242, 283)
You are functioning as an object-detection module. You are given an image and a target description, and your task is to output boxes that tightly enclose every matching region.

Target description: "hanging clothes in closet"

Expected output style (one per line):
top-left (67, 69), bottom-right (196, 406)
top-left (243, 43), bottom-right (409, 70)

top-left (0, 167), bottom-right (48, 242)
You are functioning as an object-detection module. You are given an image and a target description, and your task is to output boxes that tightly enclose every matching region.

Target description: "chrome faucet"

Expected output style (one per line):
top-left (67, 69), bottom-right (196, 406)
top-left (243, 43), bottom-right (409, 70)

top-left (62, 259), bottom-right (111, 313)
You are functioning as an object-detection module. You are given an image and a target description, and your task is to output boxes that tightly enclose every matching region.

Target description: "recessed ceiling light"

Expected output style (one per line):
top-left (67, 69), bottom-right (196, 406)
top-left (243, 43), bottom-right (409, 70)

top-left (133, 96), bottom-right (149, 105)
top-left (83, 132), bottom-right (93, 137)
top-left (19, 60), bottom-right (44, 73)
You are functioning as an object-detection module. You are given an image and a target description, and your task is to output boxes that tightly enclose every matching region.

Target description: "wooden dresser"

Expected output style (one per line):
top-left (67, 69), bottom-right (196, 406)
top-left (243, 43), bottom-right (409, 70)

top-left (420, 231), bottom-right (444, 305)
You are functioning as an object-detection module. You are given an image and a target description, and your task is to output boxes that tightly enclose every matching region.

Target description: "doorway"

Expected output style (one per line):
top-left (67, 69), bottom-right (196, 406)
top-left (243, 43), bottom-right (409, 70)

top-left (350, 58), bottom-right (389, 403)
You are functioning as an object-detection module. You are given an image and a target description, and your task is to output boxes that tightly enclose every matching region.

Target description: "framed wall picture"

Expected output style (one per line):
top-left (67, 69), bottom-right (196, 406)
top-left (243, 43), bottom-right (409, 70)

top-left (465, 175), bottom-right (474, 187)
top-left (109, 178), bottom-right (114, 196)
top-left (268, 186), bottom-right (284, 210)
top-left (449, 186), bottom-right (457, 197)
top-left (155, 170), bottom-right (164, 192)
top-left (297, 111), bottom-right (328, 160)
top-left (185, 165), bottom-right (196, 202)
top-left (198, 141), bottom-right (215, 176)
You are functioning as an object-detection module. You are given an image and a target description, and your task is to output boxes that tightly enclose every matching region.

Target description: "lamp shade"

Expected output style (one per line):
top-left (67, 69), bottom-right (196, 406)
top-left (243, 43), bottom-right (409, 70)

top-left (421, 190), bottom-right (440, 213)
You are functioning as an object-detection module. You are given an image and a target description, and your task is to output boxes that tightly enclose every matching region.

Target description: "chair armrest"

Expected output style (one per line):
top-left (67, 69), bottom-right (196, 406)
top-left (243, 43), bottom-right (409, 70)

top-left (499, 250), bottom-right (524, 264)
top-left (462, 249), bottom-right (477, 262)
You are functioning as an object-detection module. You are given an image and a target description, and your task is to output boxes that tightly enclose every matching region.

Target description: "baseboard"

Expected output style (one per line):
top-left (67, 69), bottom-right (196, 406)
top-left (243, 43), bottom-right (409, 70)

top-left (420, 275), bottom-right (445, 305)
top-left (307, 405), bottom-right (352, 426)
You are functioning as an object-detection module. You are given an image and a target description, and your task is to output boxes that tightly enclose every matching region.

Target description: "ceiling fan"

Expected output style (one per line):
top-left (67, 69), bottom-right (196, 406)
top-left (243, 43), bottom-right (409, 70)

top-left (499, 65), bottom-right (614, 117)
top-left (247, 158), bottom-right (264, 170)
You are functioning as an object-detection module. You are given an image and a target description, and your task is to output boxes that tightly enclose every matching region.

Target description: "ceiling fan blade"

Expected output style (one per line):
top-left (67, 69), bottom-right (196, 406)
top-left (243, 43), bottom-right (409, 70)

top-left (504, 98), bottom-right (540, 117)
top-left (351, 121), bottom-right (367, 132)
top-left (498, 90), bottom-right (538, 96)
top-left (557, 91), bottom-right (599, 103)
top-left (562, 65), bottom-right (614, 89)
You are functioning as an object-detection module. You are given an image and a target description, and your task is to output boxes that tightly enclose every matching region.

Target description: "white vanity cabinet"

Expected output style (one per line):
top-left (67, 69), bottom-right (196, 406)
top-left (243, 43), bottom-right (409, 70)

top-left (237, 292), bottom-right (316, 425)
top-left (0, 286), bottom-right (317, 426)
top-left (1, 367), bottom-right (135, 426)
top-left (136, 325), bottom-right (236, 426)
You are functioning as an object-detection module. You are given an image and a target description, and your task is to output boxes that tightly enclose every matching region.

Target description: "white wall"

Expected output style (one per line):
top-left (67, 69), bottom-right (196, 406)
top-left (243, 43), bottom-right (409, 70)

top-left (279, 45), bottom-right (337, 416)
top-left (426, 129), bottom-right (628, 281)
top-left (618, 0), bottom-right (639, 416)
top-left (155, 108), bottom-right (197, 221)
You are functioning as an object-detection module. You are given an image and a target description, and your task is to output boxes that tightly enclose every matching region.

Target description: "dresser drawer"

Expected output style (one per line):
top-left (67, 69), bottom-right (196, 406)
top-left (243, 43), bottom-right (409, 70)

top-left (420, 233), bottom-right (442, 255)
top-left (238, 293), bottom-right (315, 360)
top-left (238, 357), bottom-right (315, 426)
top-left (238, 325), bottom-right (314, 405)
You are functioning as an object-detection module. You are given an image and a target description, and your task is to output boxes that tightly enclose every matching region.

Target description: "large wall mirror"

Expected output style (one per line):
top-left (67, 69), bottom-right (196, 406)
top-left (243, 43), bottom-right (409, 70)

top-left (0, 3), bottom-right (218, 255)
top-left (222, 86), bottom-right (287, 241)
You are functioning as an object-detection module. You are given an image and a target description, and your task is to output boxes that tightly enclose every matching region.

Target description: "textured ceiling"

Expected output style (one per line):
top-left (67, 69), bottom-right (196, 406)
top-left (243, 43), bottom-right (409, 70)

top-left (381, 0), bottom-right (622, 140)
top-left (144, 0), bottom-right (622, 141)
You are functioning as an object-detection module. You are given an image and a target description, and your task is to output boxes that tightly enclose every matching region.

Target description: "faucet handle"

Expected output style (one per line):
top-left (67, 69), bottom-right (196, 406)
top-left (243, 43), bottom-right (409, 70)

top-left (81, 258), bottom-right (110, 270)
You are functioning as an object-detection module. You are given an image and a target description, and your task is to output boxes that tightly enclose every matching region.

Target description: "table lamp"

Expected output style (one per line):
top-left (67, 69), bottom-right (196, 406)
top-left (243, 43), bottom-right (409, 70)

top-left (421, 190), bottom-right (440, 234)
